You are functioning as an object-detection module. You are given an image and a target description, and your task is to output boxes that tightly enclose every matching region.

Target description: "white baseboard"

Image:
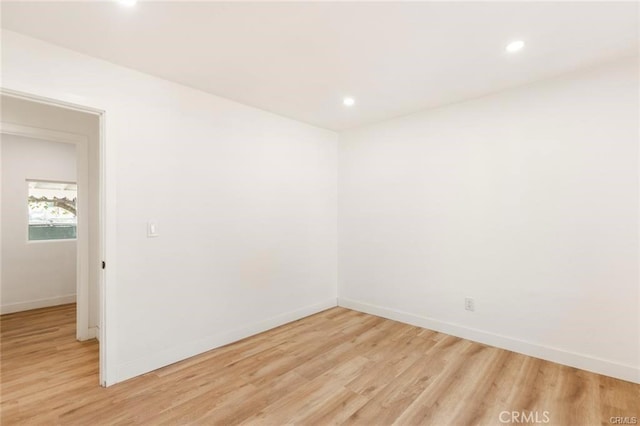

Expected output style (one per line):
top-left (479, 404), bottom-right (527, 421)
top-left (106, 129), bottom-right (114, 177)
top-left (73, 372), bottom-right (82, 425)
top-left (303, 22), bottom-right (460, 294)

top-left (114, 298), bottom-right (338, 384)
top-left (0, 294), bottom-right (76, 315)
top-left (338, 297), bottom-right (640, 384)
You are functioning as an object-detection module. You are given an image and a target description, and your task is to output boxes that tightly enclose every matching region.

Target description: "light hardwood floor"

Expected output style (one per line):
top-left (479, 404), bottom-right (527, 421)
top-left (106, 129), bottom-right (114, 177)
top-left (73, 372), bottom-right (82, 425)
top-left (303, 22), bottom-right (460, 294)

top-left (1, 304), bottom-right (638, 425)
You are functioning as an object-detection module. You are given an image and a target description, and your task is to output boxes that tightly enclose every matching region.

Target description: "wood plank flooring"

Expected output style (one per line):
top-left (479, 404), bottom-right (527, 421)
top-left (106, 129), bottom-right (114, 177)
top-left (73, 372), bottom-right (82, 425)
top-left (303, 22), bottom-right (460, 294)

top-left (1, 304), bottom-right (638, 425)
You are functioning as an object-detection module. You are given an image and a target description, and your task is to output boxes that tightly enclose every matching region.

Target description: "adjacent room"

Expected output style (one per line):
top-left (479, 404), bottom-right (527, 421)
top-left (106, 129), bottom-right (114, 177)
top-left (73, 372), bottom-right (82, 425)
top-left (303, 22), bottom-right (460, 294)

top-left (0, 1), bottom-right (638, 425)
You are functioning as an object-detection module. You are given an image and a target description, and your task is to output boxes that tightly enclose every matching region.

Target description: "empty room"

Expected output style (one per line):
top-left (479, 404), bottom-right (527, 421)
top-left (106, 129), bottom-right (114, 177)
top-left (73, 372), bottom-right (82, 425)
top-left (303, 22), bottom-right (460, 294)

top-left (0, 1), bottom-right (638, 425)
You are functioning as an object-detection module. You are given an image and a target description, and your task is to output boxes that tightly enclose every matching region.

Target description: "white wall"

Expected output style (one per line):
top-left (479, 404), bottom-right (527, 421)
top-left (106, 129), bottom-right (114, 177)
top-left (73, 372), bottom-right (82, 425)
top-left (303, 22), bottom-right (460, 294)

top-left (339, 58), bottom-right (639, 383)
top-left (1, 30), bottom-right (338, 385)
top-left (1, 96), bottom-right (100, 331)
top-left (1, 135), bottom-right (77, 313)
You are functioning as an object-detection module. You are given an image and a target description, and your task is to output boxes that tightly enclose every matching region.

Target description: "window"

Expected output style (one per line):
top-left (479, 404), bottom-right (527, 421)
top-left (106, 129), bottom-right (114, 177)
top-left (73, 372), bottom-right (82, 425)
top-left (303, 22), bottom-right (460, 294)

top-left (27, 180), bottom-right (77, 241)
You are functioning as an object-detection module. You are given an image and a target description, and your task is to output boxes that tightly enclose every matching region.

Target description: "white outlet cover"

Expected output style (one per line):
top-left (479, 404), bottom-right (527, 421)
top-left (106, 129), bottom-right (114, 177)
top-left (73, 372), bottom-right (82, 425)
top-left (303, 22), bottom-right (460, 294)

top-left (465, 297), bottom-right (475, 311)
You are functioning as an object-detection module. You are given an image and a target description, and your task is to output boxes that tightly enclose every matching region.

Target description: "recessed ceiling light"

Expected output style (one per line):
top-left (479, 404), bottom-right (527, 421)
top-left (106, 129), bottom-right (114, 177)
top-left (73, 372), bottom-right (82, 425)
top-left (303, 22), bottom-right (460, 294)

top-left (505, 40), bottom-right (525, 53)
top-left (343, 97), bottom-right (355, 107)
top-left (118, 0), bottom-right (137, 7)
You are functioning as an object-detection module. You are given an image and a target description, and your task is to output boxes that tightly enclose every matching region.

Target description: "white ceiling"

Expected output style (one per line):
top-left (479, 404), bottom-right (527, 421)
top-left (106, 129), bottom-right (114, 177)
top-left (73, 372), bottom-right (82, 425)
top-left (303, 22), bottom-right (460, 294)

top-left (1, 1), bottom-right (638, 130)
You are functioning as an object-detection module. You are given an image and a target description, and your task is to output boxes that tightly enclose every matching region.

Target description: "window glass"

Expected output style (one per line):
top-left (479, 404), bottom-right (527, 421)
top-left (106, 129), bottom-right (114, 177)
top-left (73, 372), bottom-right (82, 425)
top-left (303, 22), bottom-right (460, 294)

top-left (28, 181), bottom-right (77, 241)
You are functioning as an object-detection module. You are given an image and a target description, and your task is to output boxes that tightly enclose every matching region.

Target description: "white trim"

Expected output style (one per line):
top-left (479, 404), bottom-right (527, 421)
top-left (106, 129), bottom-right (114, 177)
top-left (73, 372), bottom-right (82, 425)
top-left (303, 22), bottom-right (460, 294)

top-left (115, 298), bottom-right (338, 384)
top-left (1, 294), bottom-right (76, 315)
top-left (0, 122), bottom-right (87, 145)
top-left (26, 238), bottom-right (78, 244)
top-left (338, 297), bottom-right (640, 384)
top-left (0, 88), bottom-right (104, 116)
top-left (97, 111), bottom-right (112, 386)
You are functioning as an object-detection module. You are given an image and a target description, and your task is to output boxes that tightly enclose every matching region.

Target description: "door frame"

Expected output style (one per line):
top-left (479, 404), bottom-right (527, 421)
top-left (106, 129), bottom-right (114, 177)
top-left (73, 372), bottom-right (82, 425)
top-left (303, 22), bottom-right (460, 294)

top-left (1, 88), bottom-right (111, 386)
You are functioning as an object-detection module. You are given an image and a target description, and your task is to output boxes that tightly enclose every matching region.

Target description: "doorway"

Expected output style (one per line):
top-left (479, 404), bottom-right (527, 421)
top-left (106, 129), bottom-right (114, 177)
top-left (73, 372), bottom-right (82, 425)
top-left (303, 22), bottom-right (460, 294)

top-left (0, 92), bottom-right (106, 385)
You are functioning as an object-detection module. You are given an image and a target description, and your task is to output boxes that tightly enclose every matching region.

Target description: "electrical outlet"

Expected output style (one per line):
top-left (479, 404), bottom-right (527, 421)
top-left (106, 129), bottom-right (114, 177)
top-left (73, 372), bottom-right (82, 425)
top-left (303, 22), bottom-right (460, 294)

top-left (465, 297), bottom-right (475, 312)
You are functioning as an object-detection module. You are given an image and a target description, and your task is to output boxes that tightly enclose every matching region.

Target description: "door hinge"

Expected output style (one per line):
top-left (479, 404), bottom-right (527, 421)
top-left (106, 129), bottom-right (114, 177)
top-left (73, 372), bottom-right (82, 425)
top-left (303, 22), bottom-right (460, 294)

top-left (102, 261), bottom-right (106, 270)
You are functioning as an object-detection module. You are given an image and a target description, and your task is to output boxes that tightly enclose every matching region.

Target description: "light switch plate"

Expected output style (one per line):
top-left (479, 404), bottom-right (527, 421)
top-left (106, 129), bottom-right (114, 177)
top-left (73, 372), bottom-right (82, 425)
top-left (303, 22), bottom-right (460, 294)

top-left (147, 221), bottom-right (159, 237)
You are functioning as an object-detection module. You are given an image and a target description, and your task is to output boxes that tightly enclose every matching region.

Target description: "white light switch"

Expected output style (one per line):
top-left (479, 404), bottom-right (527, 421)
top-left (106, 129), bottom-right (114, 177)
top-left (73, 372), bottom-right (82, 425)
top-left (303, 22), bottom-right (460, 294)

top-left (147, 221), bottom-right (159, 237)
